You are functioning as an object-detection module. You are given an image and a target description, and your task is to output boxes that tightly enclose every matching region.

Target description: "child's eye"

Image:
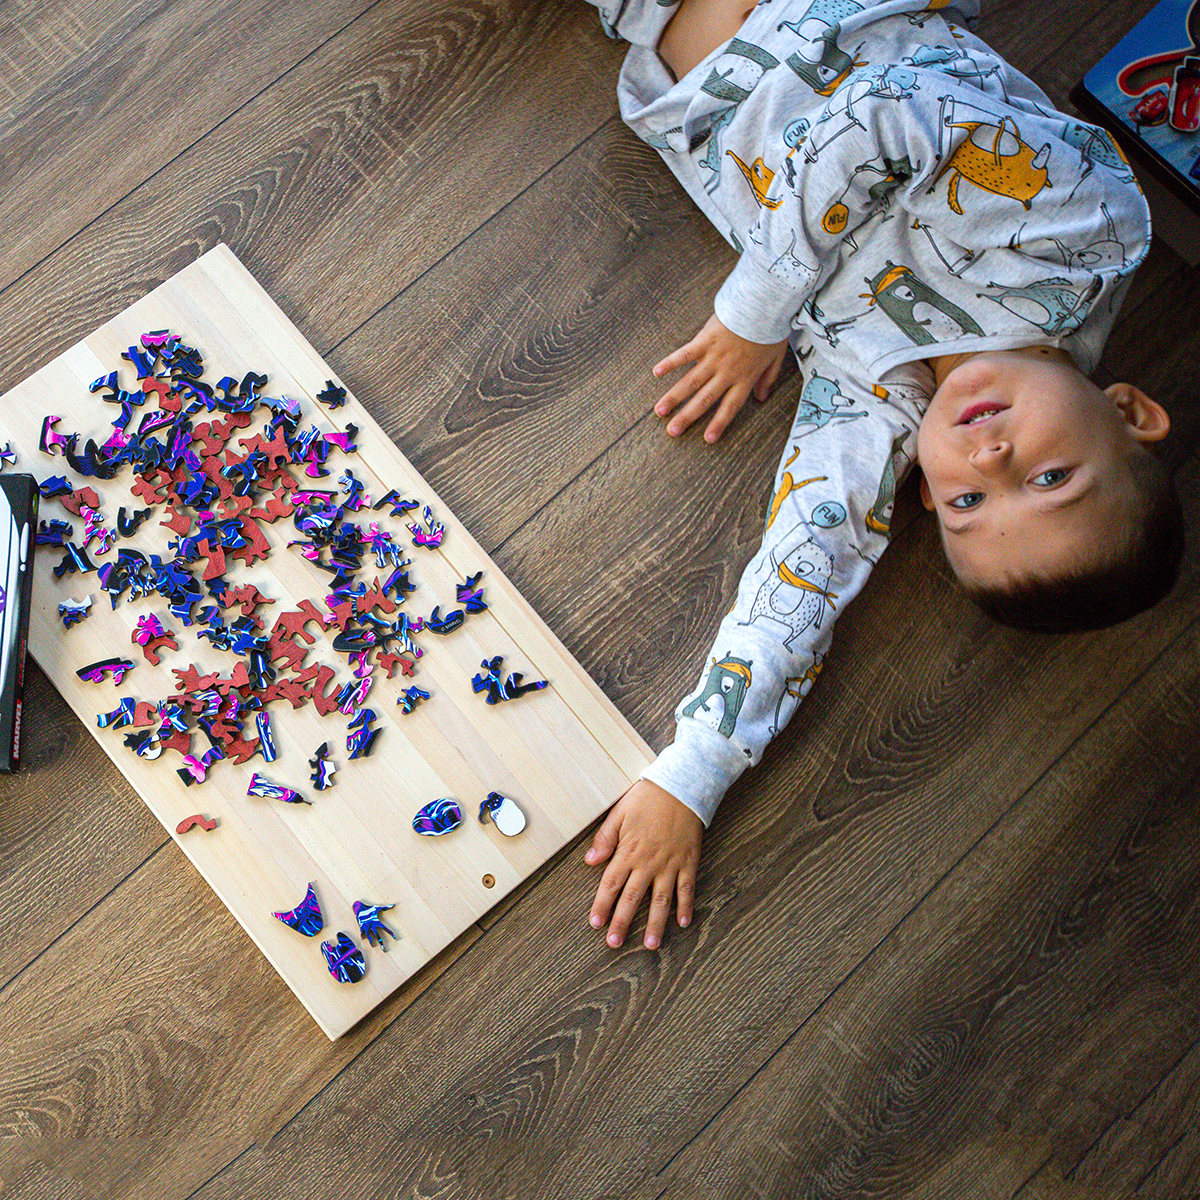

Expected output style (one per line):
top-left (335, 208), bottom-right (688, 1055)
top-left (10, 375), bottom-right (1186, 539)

top-left (1032, 467), bottom-right (1070, 487)
top-left (949, 492), bottom-right (984, 509)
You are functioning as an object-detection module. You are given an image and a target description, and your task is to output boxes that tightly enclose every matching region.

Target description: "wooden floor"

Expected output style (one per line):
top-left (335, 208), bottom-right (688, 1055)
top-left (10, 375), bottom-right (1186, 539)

top-left (1, 0), bottom-right (1197, 1196)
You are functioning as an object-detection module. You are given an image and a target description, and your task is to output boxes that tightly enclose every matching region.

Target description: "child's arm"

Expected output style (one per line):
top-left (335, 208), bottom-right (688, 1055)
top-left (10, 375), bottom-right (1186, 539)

top-left (653, 314), bottom-right (789, 443)
top-left (588, 335), bottom-right (929, 946)
top-left (585, 779), bottom-right (704, 948)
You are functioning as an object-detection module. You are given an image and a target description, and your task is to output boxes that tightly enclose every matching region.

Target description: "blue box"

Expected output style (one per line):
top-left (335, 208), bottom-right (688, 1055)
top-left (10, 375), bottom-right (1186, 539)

top-left (1072, 0), bottom-right (1200, 216)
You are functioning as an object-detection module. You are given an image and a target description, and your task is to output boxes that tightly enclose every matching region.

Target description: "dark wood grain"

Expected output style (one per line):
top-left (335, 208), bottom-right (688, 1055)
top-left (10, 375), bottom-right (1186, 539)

top-left (0, 0), bottom-right (621, 395)
top-left (1016, 0), bottom-right (1165, 108)
top-left (0, 661), bottom-right (161, 984)
top-left (1, 0), bottom-right (1198, 1196)
top-left (0, 0), bottom-right (377, 291)
top-left (0, 0), bottom-right (135, 113)
top-left (645, 615), bottom-right (1200, 1199)
top-left (973, 0), bottom-right (1161, 84)
top-left (1015, 1042), bottom-right (1200, 1196)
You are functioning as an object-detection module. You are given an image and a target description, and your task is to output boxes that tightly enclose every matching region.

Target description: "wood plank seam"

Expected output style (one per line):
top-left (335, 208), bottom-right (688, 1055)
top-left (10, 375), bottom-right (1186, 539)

top-left (1132, 1130), bottom-right (1191, 1191)
top-left (323, 112), bottom-right (630, 363)
top-left (1013, 1152), bottom-right (1058, 1195)
top-left (0, 837), bottom-right (167, 998)
top-left (1061, 1035), bottom-right (1200, 1184)
top-left (182, 1141), bottom-right (260, 1200)
top-left (0, 0), bottom-right (399, 310)
top-left (648, 612), bottom-right (1199, 1185)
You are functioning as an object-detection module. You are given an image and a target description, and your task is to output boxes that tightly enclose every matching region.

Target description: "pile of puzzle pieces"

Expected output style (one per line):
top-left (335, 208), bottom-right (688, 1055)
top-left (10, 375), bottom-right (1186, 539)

top-left (36, 329), bottom-right (502, 789)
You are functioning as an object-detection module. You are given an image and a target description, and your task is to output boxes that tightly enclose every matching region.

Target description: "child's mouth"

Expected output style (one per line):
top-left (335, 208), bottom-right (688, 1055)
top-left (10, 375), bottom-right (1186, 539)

top-left (957, 401), bottom-right (1009, 426)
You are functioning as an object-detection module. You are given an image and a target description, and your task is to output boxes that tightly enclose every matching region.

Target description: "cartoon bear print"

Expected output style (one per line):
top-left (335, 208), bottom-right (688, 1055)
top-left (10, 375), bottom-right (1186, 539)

top-left (682, 654), bottom-right (754, 737)
top-left (742, 527), bottom-right (838, 647)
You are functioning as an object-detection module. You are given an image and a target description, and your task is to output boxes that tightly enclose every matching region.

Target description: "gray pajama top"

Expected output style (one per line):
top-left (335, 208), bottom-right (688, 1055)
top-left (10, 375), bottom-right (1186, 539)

top-left (586, 0), bottom-right (1151, 823)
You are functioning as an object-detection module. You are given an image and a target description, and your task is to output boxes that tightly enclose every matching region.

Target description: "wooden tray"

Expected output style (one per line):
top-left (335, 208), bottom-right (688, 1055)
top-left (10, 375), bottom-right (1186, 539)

top-left (0, 245), bottom-right (652, 1038)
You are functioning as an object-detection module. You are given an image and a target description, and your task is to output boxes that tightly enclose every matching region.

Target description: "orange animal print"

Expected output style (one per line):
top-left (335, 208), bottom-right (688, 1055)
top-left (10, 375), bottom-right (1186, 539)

top-left (934, 109), bottom-right (1051, 214)
top-left (727, 151), bottom-right (785, 208)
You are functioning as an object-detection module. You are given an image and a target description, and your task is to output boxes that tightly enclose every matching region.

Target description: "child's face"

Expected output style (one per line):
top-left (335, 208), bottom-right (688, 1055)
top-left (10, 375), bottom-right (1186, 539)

top-left (915, 349), bottom-right (1169, 588)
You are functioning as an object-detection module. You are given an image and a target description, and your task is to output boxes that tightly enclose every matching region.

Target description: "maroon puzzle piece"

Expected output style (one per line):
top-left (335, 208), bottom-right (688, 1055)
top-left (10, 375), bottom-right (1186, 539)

top-left (228, 584), bottom-right (273, 616)
top-left (137, 631), bottom-right (179, 666)
top-left (249, 489), bottom-right (293, 524)
top-left (159, 728), bottom-right (192, 757)
top-left (266, 631), bottom-right (309, 673)
top-left (359, 579), bottom-right (398, 616)
top-left (59, 487), bottom-right (101, 517)
top-left (272, 601), bottom-right (330, 645)
top-left (159, 505), bottom-right (193, 536)
top-left (176, 814), bottom-right (217, 834)
top-left (229, 517), bottom-right (271, 568)
top-left (376, 651), bottom-right (417, 679)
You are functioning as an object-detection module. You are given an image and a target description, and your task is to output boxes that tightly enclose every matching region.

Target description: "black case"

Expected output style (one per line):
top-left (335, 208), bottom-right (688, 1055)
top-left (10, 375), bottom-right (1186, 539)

top-left (0, 475), bottom-right (39, 772)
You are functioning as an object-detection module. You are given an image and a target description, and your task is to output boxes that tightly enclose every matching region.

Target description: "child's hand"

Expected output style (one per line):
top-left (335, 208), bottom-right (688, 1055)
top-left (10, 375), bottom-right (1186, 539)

top-left (653, 314), bottom-right (788, 443)
top-left (585, 779), bottom-right (704, 950)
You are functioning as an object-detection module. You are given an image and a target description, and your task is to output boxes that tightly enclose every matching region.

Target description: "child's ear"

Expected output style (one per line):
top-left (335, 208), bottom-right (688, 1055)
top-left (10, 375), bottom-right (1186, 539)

top-left (1105, 382), bottom-right (1170, 442)
top-left (919, 471), bottom-right (935, 510)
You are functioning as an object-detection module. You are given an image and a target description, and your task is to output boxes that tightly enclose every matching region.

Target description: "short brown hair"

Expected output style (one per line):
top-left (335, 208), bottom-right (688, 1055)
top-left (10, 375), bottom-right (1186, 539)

top-left (962, 450), bottom-right (1184, 633)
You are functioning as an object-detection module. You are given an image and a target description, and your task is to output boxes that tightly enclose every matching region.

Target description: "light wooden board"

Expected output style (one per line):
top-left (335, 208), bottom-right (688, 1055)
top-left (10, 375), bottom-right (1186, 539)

top-left (0, 244), bottom-right (653, 1039)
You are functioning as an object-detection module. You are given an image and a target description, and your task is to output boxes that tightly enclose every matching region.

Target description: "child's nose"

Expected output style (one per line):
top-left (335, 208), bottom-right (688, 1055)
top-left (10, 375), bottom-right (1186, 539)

top-left (968, 440), bottom-right (1013, 471)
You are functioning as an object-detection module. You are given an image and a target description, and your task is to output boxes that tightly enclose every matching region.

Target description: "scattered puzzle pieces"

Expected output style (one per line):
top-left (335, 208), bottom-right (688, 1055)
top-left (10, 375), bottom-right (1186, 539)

top-left (176, 814), bottom-right (217, 834)
top-left (320, 932), bottom-right (365, 983)
top-left (177, 744), bottom-right (225, 785)
top-left (346, 708), bottom-right (379, 759)
top-left (412, 797), bottom-right (462, 836)
top-left (274, 883), bottom-right (324, 936)
top-left (76, 656), bottom-right (135, 685)
top-left (408, 504), bottom-right (444, 549)
top-left (479, 791), bottom-right (527, 837)
top-left (396, 685), bottom-right (430, 714)
top-left (32, 323), bottom-right (577, 1017)
top-left (248, 772), bottom-right (309, 805)
top-left (309, 742), bottom-right (336, 790)
top-left (471, 655), bottom-right (548, 704)
top-left (353, 901), bottom-right (396, 950)
top-left (58, 595), bottom-right (92, 628)
top-left (133, 613), bottom-right (179, 665)
top-left (316, 380), bottom-right (346, 409)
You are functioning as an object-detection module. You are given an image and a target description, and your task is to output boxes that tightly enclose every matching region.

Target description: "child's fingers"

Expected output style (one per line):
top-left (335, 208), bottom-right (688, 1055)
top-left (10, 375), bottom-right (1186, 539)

top-left (702, 386), bottom-right (753, 443)
top-left (589, 857), bottom-right (631, 930)
top-left (655, 361), bottom-right (713, 418)
top-left (753, 355), bottom-right (784, 402)
top-left (605, 872), bottom-right (651, 948)
top-left (665, 379), bottom-right (728, 436)
top-left (643, 877), bottom-right (675, 950)
top-left (676, 866), bottom-right (696, 929)
top-left (584, 806), bottom-right (623, 868)
top-left (653, 338), bottom-right (703, 379)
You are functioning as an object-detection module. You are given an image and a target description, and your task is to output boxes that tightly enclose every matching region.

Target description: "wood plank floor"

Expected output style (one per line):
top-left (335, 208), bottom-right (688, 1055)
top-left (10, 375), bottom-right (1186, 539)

top-left (1, 1), bottom-right (1197, 1196)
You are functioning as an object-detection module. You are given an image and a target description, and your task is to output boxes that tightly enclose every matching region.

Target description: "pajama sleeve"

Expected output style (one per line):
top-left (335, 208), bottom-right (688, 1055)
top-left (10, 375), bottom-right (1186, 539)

top-left (640, 356), bottom-right (927, 825)
top-left (580, 0), bottom-right (679, 45)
